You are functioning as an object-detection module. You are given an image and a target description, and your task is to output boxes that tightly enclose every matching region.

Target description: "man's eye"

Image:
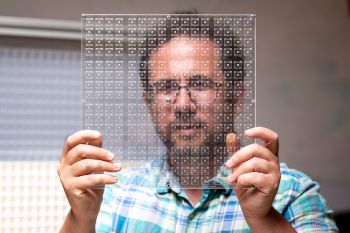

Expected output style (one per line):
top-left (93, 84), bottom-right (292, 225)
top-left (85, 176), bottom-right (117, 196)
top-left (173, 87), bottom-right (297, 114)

top-left (191, 80), bottom-right (211, 89)
top-left (156, 86), bottom-right (166, 92)
top-left (170, 81), bottom-right (179, 90)
top-left (157, 81), bottom-right (178, 92)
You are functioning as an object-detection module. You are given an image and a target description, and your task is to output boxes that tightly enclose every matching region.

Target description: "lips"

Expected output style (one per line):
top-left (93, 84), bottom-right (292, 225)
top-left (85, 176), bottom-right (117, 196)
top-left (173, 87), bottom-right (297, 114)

top-left (173, 123), bottom-right (201, 130)
top-left (172, 123), bottom-right (202, 131)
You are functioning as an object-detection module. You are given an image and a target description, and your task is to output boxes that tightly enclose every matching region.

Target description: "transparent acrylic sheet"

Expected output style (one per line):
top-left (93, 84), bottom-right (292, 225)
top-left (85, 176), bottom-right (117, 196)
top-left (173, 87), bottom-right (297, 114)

top-left (81, 14), bottom-right (256, 189)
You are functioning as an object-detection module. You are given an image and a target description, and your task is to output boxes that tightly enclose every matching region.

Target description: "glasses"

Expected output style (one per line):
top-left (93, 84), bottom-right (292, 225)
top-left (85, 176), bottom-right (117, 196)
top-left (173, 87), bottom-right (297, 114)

top-left (151, 76), bottom-right (222, 105)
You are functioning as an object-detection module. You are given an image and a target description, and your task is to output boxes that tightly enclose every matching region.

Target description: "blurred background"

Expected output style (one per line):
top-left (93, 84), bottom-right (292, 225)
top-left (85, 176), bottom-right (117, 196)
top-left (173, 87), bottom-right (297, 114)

top-left (0, 0), bottom-right (349, 232)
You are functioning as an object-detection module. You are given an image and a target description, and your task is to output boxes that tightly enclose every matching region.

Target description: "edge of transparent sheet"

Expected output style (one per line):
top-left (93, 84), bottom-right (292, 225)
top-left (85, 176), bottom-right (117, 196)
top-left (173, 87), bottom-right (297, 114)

top-left (81, 14), bottom-right (256, 190)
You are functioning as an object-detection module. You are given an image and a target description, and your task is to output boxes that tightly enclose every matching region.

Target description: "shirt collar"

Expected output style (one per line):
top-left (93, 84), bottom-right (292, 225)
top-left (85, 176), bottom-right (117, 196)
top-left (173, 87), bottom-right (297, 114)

top-left (155, 159), bottom-right (233, 196)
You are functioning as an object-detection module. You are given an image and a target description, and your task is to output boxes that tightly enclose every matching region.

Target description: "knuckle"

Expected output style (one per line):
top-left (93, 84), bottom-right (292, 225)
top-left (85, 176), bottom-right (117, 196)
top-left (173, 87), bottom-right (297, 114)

top-left (272, 132), bottom-right (279, 141)
top-left (64, 181), bottom-right (74, 191)
top-left (60, 150), bottom-right (66, 159)
top-left (270, 163), bottom-right (279, 174)
top-left (101, 148), bottom-right (109, 158)
top-left (103, 161), bottom-right (112, 169)
top-left (57, 165), bottom-right (68, 181)
top-left (59, 174), bottom-right (71, 189)
top-left (62, 182), bottom-right (70, 190)
top-left (75, 143), bottom-right (84, 150)
top-left (270, 178), bottom-right (278, 190)
top-left (251, 157), bottom-right (258, 168)
top-left (66, 135), bottom-right (75, 148)
top-left (267, 176), bottom-right (274, 186)
top-left (84, 145), bottom-right (93, 156)
top-left (268, 173), bottom-right (280, 187)
top-left (86, 174), bottom-right (95, 182)
top-left (57, 166), bottom-right (61, 176)
top-left (255, 174), bottom-right (263, 185)
top-left (96, 160), bottom-right (106, 169)
top-left (251, 172), bottom-right (258, 179)
top-left (251, 143), bottom-right (260, 152)
top-left (270, 155), bottom-right (278, 165)
top-left (87, 174), bottom-right (103, 184)
top-left (83, 159), bottom-right (93, 170)
top-left (275, 171), bottom-right (281, 181)
top-left (244, 160), bottom-right (252, 170)
top-left (77, 144), bottom-right (91, 158)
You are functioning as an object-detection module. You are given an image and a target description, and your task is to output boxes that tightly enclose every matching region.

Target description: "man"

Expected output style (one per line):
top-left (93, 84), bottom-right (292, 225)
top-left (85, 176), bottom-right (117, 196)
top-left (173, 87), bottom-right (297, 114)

top-left (58, 19), bottom-right (338, 232)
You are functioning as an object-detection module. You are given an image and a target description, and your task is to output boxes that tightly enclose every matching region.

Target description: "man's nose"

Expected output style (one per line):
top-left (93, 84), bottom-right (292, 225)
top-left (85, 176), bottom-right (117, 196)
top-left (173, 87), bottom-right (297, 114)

top-left (174, 87), bottom-right (196, 112)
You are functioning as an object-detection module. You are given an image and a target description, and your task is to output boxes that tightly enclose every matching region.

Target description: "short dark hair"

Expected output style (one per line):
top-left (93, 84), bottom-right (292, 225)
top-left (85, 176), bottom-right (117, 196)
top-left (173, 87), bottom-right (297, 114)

top-left (138, 12), bottom-right (244, 102)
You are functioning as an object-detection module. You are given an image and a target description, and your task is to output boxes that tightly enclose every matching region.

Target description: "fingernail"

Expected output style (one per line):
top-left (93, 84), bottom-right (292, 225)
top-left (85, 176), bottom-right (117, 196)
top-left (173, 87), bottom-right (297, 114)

top-left (111, 176), bottom-right (118, 182)
top-left (245, 128), bottom-right (253, 135)
top-left (226, 133), bottom-right (236, 142)
top-left (227, 175), bottom-right (235, 183)
top-left (225, 159), bottom-right (232, 167)
top-left (91, 131), bottom-right (101, 138)
top-left (106, 152), bottom-right (115, 160)
top-left (113, 163), bottom-right (122, 170)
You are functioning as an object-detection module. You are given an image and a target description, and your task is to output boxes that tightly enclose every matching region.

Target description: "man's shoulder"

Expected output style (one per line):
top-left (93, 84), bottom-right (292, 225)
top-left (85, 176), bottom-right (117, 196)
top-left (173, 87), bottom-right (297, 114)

top-left (274, 163), bottom-right (322, 211)
top-left (279, 163), bottom-right (315, 187)
top-left (275, 165), bottom-right (337, 232)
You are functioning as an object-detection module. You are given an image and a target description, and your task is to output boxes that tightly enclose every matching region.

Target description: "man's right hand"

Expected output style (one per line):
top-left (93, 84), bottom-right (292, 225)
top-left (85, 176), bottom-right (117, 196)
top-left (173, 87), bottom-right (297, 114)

top-left (57, 130), bottom-right (121, 232)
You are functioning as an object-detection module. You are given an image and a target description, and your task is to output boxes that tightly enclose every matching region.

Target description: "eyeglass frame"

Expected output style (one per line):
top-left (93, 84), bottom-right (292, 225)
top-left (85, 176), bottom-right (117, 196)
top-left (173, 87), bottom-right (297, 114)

top-left (149, 77), bottom-right (223, 105)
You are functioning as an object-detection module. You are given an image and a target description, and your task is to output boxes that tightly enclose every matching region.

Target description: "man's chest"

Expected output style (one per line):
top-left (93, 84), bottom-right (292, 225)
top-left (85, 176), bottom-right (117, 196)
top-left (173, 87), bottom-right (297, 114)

top-left (108, 192), bottom-right (250, 233)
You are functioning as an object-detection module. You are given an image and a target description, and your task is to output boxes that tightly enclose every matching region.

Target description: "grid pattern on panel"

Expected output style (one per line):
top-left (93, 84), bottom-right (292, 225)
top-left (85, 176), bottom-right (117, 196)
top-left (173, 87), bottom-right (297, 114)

top-left (81, 14), bottom-right (256, 188)
top-left (0, 162), bottom-right (70, 233)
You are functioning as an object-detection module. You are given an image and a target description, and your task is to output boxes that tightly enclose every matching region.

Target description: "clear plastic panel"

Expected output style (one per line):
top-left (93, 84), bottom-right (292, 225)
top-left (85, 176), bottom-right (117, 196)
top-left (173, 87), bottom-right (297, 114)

top-left (81, 14), bottom-right (256, 189)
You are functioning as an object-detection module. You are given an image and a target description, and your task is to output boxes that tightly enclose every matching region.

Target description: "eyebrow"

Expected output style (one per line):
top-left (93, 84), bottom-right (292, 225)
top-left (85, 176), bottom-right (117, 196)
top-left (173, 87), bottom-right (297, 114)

top-left (154, 79), bottom-right (177, 84)
top-left (153, 73), bottom-right (213, 83)
top-left (189, 74), bottom-right (216, 84)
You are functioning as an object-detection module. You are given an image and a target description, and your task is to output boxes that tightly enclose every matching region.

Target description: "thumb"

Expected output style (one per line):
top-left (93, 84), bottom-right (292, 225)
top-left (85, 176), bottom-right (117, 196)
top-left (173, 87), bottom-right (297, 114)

top-left (226, 133), bottom-right (240, 155)
top-left (87, 133), bottom-right (103, 148)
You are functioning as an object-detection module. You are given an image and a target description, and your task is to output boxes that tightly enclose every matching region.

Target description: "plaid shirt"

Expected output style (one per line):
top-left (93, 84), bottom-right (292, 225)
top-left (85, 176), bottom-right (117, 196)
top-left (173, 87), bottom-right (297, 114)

top-left (96, 163), bottom-right (338, 232)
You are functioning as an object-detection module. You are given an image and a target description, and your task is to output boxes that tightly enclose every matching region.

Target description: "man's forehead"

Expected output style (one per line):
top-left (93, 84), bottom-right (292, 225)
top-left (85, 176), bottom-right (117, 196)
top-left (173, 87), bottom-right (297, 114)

top-left (150, 36), bottom-right (218, 62)
top-left (146, 36), bottom-right (223, 81)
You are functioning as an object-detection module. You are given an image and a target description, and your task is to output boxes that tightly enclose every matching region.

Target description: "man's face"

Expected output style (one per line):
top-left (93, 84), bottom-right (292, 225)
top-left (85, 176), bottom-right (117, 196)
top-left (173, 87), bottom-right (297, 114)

top-left (148, 36), bottom-right (226, 151)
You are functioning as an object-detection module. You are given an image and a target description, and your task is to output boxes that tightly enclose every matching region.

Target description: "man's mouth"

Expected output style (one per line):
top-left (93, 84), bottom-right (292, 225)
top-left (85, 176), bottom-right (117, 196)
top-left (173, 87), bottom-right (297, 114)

top-left (171, 123), bottom-right (204, 135)
top-left (173, 123), bottom-right (201, 130)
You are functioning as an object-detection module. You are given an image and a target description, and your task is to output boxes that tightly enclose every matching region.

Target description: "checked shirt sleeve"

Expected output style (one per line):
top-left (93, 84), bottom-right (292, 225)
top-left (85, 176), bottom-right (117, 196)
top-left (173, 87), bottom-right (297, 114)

top-left (281, 168), bottom-right (338, 233)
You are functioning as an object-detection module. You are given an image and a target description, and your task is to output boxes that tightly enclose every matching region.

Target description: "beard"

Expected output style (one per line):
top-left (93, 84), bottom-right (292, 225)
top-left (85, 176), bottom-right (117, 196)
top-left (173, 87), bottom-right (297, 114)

top-left (152, 109), bottom-right (231, 187)
top-left (163, 128), bottom-right (229, 188)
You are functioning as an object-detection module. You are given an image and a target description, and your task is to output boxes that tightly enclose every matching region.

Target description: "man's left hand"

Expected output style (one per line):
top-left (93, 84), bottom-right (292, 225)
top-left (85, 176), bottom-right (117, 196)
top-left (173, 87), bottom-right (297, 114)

top-left (225, 127), bottom-right (281, 220)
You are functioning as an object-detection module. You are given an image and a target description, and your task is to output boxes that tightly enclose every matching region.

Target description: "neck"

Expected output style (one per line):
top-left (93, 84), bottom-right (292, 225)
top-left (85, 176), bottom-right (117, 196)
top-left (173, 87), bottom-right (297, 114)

top-left (184, 188), bottom-right (203, 206)
top-left (166, 145), bottom-right (229, 180)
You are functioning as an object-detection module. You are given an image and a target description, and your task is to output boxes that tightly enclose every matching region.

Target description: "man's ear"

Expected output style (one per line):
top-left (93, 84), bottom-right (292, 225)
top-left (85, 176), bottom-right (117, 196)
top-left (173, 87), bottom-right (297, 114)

top-left (142, 90), bottom-right (151, 105)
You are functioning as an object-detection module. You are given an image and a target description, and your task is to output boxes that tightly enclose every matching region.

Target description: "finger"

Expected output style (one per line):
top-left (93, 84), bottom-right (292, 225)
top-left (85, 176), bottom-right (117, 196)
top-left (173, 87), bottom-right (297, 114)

top-left (236, 172), bottom-right (270, 190)
top-left (226, 133), bottom-right (241, 155)
top-left (62, 130), bottom-right (102, 157)
top-left (226, 143), bottom-right (278, 168)
top-left (88, 137), bottom-right (103, 148)
top-left (227, 157), bottom-right (271, 183)
top-left (65, 144), bottom-right (115, 165)
top-left (72, 174), bottom-right (118, 189)
top-left (245, 127), bottom-right (279, 156)
top-left (70, 159), bottom-right (122, 176)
